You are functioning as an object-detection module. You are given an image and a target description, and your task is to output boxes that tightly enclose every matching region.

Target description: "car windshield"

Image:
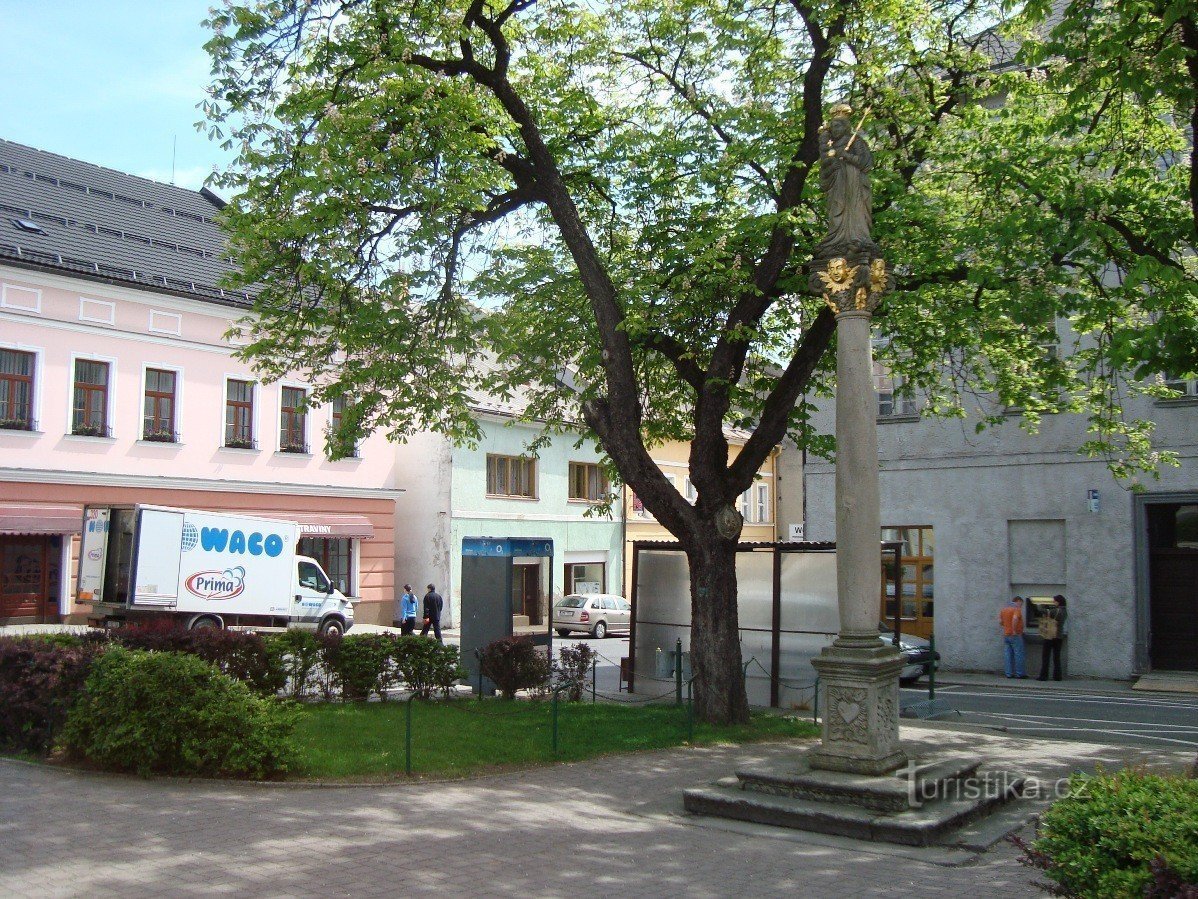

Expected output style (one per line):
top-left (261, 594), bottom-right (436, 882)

top-left (559, 597), bottom-right (588, 608)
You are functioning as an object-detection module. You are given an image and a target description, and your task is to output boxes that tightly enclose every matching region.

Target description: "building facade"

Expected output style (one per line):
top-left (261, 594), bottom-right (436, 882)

top-left (801, 358), bottom-right (1198, 678)
top-left (394, 412), bottom-right (624, 630)
top-left (0, 139), bottom-right (400, 625)
top-left (624, 437), bottom-right (780, 589)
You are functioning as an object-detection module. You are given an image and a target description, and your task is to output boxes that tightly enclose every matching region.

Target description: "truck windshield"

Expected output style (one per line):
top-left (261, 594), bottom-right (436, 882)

top-left (298, 561), bottom-right (331, 593)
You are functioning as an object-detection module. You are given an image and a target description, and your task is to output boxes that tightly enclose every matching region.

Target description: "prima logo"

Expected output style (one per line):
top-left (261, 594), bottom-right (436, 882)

top-left (185, 566), bottom-right (246, 601)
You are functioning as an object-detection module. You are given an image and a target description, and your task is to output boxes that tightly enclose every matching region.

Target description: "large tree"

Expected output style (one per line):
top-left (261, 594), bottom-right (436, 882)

top-left (203, 0), bottom-right (1195, 723)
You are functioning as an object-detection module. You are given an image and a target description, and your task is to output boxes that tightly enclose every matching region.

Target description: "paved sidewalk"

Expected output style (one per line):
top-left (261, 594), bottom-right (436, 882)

top-left (2, 724), bottom-right (1191, 898)
top-left (929, 671), bottom-right (1135, 695)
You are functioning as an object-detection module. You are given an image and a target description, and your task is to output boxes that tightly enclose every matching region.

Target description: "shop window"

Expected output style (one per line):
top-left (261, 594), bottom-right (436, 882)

top-left (224, 379), bottom-right (255, 449)
top-left (280, 386), bottom-right (308, 453)
top-left (72, 359), bottom-right (110, 437)
top-left (486, 454), bottom-right (536, 498)
top-left (568, 461), bottom-right (609, 502)
top-left (0, 349), bottom-right (34, 430)
top-left (142, 368), bottom-right (177, 442)
top-left (298, 537), bottom-right (352, 593)
top-left (569, 562), bottom-right (605, 594)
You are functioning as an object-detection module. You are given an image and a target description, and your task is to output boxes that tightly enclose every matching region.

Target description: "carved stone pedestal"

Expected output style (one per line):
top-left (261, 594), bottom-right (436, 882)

top-left (807, 637), bottom-right (907, 776)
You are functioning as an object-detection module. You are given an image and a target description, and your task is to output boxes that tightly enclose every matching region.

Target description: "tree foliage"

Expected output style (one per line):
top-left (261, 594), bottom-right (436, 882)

top-left (203, 0), bottom-right (1196, 721)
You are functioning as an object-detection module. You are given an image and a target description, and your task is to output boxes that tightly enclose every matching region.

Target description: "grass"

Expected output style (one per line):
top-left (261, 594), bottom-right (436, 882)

top-left (292, 699), bottom-right (819, 780)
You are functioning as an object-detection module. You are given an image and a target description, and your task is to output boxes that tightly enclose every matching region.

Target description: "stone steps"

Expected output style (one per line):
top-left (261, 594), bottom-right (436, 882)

top-left (682, 750), bottom-right (1026, 847)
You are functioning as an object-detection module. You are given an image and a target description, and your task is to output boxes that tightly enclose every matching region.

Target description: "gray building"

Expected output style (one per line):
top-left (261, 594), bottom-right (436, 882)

top-left (801, 369), bottom-right (1198, 679)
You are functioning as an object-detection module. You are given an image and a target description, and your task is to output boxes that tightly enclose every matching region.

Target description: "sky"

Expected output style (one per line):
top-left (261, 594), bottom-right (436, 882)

top-left (0, 1), bottom-right (232, 190)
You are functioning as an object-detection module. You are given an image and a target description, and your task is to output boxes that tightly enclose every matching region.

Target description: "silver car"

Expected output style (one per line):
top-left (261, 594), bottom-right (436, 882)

top-left (553, 593), bottom-right (631, 639)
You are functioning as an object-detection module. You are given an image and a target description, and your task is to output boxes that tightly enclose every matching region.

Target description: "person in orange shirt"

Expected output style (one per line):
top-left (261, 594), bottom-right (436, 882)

top-left (999, 596), bottom-right (1027, 678)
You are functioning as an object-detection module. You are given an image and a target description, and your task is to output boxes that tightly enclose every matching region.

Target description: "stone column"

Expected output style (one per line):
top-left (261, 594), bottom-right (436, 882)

top-left (807, 258), bottom-right (906, 776)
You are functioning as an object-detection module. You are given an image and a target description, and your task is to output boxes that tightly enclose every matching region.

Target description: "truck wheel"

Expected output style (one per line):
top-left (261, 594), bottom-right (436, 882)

top-left (190, 615), bottom-right (222, 631)
top-left (319, 618), bottom-right (345, 637)
top-left (592, 621), bottom-right (607, 639)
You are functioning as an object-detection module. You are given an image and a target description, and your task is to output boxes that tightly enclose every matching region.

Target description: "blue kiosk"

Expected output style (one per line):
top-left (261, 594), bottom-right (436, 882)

top-left (460, 536), bottom-right (554, 694)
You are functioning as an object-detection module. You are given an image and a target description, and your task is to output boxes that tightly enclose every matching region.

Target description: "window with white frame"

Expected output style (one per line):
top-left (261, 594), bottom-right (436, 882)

top-left (0, 349), bottom-right (35, 430)
top-left (326, 395), bottom-right (360, 458)
top-left (874, 360), bottom-right (917, 417)
top-left (684, 477), bottom-right (696, 503)
top-left (279, 386), bottom-right (308, 452)
top-left (756, 483), bottom-right (770, 524)
top-left (72, 359), bottom-right (110, 437)
top-left (224, 379), bottom-right (255, 449)
top-left (142, 368), bottom-right (177, 442)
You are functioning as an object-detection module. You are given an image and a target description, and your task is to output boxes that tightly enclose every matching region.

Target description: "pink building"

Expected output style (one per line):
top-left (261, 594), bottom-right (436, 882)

top-left (0, 139), bottom-right (401, 626)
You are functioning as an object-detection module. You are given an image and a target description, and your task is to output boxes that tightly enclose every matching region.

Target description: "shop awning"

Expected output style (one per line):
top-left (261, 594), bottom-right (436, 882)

top-left (266, 513), bottom-right (375, 539)
top-left (0, 503), bottom-right (84, 536)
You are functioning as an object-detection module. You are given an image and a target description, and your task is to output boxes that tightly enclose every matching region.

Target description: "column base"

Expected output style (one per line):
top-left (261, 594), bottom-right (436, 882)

top-left (810, 641), bottom-right (907, 776)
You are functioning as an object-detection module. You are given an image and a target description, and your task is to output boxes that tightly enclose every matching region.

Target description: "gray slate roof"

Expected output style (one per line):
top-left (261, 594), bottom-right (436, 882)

top-left (0, 138), bottom-right (250, 308)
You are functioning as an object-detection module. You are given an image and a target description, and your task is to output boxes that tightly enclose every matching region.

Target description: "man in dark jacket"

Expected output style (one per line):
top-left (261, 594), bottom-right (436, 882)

top-left (420, 583), bottom-right (444, 643)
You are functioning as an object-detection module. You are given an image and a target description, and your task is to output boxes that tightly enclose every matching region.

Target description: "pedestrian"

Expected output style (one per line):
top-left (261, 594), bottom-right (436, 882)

top-left (396, 584), bottom-right (418, 636)
top-left (420, 583), bottom-right (444, 643)
top-left (1037, 595), bottom-right (1067, 681)
top-left (1000, 596), bottom-right (1027, 678)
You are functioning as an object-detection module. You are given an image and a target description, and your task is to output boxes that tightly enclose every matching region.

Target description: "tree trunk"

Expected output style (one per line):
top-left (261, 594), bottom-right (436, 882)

top-left (687, 531), bottom-right (750, 725)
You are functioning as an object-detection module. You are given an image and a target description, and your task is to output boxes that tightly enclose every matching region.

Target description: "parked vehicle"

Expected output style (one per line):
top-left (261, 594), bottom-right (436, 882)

top-left (553, 593), bottom-right (631, 639)
top-left (879, 623), bottom-right (939, 685)
top-left (77, 504), bottom-right (353, 634)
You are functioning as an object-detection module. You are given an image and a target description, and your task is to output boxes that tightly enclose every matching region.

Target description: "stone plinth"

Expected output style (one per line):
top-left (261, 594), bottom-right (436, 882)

top-left (807, 639), bottom-right (907, 775)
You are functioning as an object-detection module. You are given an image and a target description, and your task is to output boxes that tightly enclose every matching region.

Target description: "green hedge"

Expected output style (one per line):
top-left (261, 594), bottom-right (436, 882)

top-left (62, 648), bottom-right (299, 778)
top-left (1026, 769), bottom-right (1198, 897)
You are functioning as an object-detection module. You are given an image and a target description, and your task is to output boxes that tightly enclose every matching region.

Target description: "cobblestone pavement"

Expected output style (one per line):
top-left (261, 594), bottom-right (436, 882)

top-left (1, 725), bottom-right (1190, 898)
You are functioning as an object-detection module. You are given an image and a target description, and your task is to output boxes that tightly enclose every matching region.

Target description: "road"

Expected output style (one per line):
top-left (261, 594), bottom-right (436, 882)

top-left (900, 682), bottom-right (1198, 750)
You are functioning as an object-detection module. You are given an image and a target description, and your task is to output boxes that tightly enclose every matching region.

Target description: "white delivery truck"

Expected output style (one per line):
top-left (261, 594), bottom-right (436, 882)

top-left (77, 504), bottom-right (354, 634)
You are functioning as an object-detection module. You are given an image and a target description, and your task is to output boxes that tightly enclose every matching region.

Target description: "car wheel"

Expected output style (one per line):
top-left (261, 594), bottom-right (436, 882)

top-left (190, 615), bottom-right (222, 631)
top-left (899, 675), bottom-right (919, 687)
top-left (556, 628), bottom-right (571, 638)
top-left (319, 617), bottom-right (345, 637)
top-left (592, 621), bottom-right (607, 639)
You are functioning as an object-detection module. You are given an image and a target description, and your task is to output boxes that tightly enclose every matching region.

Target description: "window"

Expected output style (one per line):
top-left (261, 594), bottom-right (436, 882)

top-left (1163, 376), bottom-right (1198, 398)
top-left (486, 454), bottom-right (536, 498)
top-left (756, 483), bottom-right (770, 524)
top-left (224, 379), bottom-right (255, 449)
top-left (326, 395), bottom-right (360, 458)
top-left (142, 368), bottom-right (177, 442)
top-left (72, 359), bottom-right (110, 436)
top-left (0, 349), bottom-right (34, 430)
top-left (297, 560), bottom-right (331, 593)
top-left (874, 361), bottom-right (917, 417)
top-left (684, 477), bottom-right (696, 503)
top-left (568, 461), bottom-right (609, 502)
top-left (739, 488), bottom-right (751, 521)
top-left (279, 386), bottom-right (308, 453)
top-left (298, 537), bottom-right (353, 593)
top-left (569, 562), bottom-right (605, 594)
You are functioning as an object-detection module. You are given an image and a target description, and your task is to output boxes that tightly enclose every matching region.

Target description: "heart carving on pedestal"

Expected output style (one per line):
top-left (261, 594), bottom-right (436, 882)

top-left (838, 701), bottom-right (861, 724)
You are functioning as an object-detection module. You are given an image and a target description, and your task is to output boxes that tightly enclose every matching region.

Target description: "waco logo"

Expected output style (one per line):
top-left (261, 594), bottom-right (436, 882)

top-left (185, 566), bottom-right (246, 601)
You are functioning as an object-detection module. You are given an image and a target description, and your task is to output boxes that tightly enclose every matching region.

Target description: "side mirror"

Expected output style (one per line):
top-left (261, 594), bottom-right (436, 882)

top-left (326, 583), bottom-right (336, 594)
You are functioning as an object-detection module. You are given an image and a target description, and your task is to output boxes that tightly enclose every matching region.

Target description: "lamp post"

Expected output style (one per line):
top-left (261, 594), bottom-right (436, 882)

top-left (805, 104), bottom-right (906, 776)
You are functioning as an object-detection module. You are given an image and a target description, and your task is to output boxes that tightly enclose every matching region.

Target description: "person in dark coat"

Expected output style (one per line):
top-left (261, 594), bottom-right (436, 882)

top-left (420, 583), bottom-right (444, 643)
top-left (1037, 595), bottom-right (1068, 681)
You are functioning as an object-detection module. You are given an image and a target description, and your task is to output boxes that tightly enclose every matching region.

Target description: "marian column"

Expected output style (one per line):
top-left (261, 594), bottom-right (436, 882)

top-left (806, 104), bottom-right (906, 775)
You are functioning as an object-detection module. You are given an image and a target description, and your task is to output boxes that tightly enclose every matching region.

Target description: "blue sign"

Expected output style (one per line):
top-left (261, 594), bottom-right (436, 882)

top-left (462, 537), bottom-right (554, 558)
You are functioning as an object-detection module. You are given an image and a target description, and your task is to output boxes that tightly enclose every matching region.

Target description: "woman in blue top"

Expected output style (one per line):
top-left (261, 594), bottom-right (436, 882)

top-left (396, 584), bottom-right (419, 635)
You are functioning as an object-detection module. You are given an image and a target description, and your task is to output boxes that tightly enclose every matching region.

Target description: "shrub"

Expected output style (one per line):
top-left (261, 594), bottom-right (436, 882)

top-left (115, 626), bottom-right (284, 696)
top-left (389, 637), bottom-right (465, 699)
top-left (318, 633), bottom-right (393, 701)
top-left (264, 630), bottom-right (323, 699)
top-left (62, 648), bottom-right (298, 778)
top-left (1015, 769), bottom-right (1198, 897)
top-left (478, 637), bottom-right (550, 700)
top-left (0, 638), bottom-right (106, 753)
top-left (553, 642), bottom-right (598, 702)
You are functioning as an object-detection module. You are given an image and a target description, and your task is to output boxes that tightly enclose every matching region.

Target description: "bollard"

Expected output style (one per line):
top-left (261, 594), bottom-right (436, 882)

top-left (405, 694), bottom-right (414, 776)
top-left (552, 688), bottom-right (560, 753)
top-left (686, 678), bottom-right (694, 742)
top-left (813, 676), bottom-right (820, 725)
top-left (592, 658), bottom-right (597, 704)
top-left (675, 638), bottom-right (683, 706)
top-left (928, 633), bottom-right (936, 701)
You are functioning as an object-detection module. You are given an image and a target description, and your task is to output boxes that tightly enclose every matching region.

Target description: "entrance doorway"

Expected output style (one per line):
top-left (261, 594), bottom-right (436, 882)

top-left (881, 526), bottom-right (934, 639)
top-left (1147, 503), bottom-right (1198, 671)
top-left (512, 563), bottom-right (541, 624)
top-left (0, 535), bottom-right (62, 624)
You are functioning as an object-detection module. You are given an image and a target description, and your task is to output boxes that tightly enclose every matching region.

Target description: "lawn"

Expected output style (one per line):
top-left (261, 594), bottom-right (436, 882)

top-left (292, 699), bottom-right (818, 780)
